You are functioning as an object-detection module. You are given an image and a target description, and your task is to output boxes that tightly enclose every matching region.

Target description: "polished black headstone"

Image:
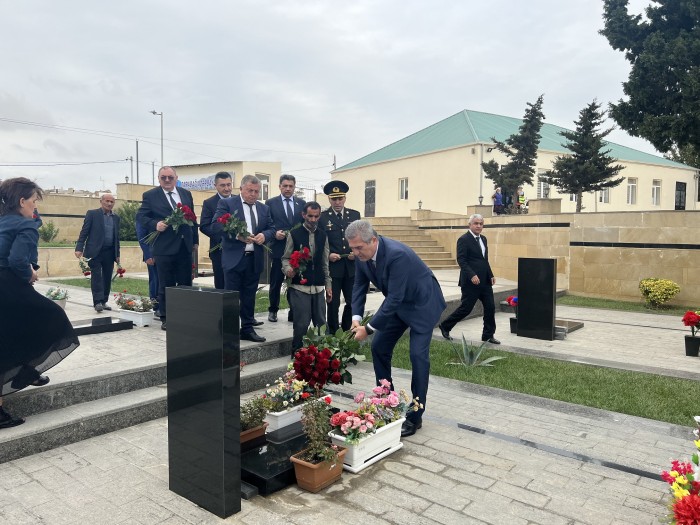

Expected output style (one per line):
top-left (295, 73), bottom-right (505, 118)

top-left (517, 258), bottom-right (556, 340)
top-left (71, 317), bottom-right (133, 336)
top-left (241, 431), bottom-right (308, 495)
top-left (166, 287), bottom-right (241, 518)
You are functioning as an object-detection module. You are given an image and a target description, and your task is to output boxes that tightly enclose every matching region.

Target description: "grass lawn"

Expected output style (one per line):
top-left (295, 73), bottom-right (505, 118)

top-left (47, 277), bottom-right (288, 312)
top-left (360, 337), bottom-right (699, 427)
top-left (557, 294), bottom-right (693, 316)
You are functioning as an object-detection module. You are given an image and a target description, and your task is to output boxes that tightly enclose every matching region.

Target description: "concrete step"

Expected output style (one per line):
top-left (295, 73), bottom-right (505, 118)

top-left (414, 251), bottom-right (453, 259)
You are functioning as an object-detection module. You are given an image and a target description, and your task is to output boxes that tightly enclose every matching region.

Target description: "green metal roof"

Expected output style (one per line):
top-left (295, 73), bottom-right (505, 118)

top-left (334, 109), bottom-right (691, 172)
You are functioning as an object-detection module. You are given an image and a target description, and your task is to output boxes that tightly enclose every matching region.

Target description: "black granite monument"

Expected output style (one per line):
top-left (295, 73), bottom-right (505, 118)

top-left (517, 258), bottom-right (557, 341)
top-left (166, 286), bottom-right (241, 518)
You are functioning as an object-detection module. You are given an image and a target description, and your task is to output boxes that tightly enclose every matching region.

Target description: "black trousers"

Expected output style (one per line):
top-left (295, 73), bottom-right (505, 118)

top-left (155, 242), bottom-right (193, 320)
top-left (210, 248), bottom-right (224, 290)
top-left (441, 283), bottom-right (496, 339)
top-left (327, 274), bottom-right (353, 333)
top-left (268, 257), bottom-right (286, 313)
top-left (88, 245), bottom-right (116, 306)
top-left (224, 254), bottom-right (260, 335)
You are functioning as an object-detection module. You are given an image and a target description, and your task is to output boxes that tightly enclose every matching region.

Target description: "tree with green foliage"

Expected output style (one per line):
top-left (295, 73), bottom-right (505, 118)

top-left (600, 0), bottom-right (700, 156)
top-left (540, 100), bottom-right (626, 212)
top-left (117, 201), bottom-right (139, 241)
top-left (666, 144), bottom-right (700, 169)
top-left (482, 95), bottom-right (545, 202)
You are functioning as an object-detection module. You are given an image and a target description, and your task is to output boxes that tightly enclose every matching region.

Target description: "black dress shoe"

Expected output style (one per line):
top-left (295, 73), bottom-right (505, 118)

top-left (241, 331), bottom-right (266, 343)
top-left (161, 322), bottom-right (167, 331)
top-left (31, 375), bottom-right (50, 387)
top-left (401, 419), bottom-right (422, 437)
top-left (252, 320), bottom-right (264, 327)
top-left (0, 407), bottom-right (25, 429)
top-left (102, 304), bottom-right (112, 311)
top-left (482, 337), bottom-right (501, 344)
top-left (268, 311), bottom-right (278, 322)
top-left (95, 303), bottom-right (104, 313)
top-left (438, 323), bottom-right (452, 340)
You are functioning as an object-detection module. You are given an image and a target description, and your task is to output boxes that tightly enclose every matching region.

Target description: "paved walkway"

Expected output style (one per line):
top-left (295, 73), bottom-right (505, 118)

top-left (0, 273), bottom-right (697, 524)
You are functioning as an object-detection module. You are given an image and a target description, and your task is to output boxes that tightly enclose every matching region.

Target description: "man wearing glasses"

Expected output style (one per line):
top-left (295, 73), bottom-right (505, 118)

top-left (136, 166), bottom-right (199, 331)
top-left (438, 214), bottom-right (499, 344)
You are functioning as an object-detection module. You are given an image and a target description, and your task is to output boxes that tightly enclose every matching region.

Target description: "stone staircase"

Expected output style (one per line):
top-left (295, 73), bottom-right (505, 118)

top-left (369, 217), bottom-right (458, 270)
top-left (0, 300), bottom-right (292, 464)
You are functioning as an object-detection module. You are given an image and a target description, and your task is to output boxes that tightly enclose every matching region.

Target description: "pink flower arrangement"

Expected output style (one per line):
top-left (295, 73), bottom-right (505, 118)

top-left (329, 379), bottom-right (422, 444)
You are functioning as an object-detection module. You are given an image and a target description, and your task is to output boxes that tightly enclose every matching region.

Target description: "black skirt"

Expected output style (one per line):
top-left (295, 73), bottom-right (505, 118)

top-left (0, 268), bottom-right (80, 396)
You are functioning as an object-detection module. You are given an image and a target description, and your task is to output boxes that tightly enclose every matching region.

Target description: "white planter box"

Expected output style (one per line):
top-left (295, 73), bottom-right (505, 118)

top-left (117, 309), bottom-right (153, 327)
top-left (264, 403), bottom-right (304, 432)
top-left (329, 417), bottom-right (404, 473)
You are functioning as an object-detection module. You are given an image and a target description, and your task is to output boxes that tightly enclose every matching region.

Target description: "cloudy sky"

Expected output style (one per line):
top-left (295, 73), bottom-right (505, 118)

top-left (1, 0), bottom-right (654, 194)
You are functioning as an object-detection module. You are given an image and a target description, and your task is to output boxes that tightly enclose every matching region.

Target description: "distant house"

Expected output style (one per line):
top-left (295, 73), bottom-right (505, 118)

top-left (332, 110), bottom-right (699, 217)
top-left (171, 161), bottom-right (282, 200)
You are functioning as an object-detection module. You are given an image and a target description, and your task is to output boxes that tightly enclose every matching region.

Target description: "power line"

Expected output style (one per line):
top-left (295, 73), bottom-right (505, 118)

top-left (0, 159), bottom-right (129, 167)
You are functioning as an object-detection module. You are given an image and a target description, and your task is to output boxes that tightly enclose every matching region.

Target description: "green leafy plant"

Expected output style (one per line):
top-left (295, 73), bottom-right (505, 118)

top-left (117, 201), bottom-right (139, 241)
top-left (296, 395), bottom-right (339, 464)
top-left (448, 335), bottom-right (506, 367)
top-left (240, 395), bottom-right (268, 431)
top-left (639, 278), bottom-right (681, 309)
top-left (45, 287), bottom-right (69, 300)
top-left (113, 291), bottom-right (155, 312)
top-left (38, 220), bottom-right (59, 242)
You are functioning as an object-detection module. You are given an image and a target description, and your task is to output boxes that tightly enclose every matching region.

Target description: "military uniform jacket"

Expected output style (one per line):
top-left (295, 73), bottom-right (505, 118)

top-left (321, 207), bottom-right (361, 279)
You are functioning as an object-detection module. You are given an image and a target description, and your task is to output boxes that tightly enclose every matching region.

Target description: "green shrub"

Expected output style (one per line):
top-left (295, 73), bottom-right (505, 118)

top-left (241, 395), bottom-right (268, 431)
top-left (639, 278), bottom-right (680, 308)
top-left (38, 220), bottom-right (59, 242)
top-left (117, 201), bottom-right (139, 241)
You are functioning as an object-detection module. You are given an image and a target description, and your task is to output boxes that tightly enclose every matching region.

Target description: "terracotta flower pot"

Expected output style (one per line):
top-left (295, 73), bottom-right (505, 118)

top-left (685, 335), bottom-right (700, 357)
top-left (290, 447), bottom-right (347, 493)
top-left (240, 422), bottom-right (268, 444)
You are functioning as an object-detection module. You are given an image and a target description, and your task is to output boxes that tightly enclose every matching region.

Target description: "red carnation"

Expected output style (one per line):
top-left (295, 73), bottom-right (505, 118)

top-left (673, 494), bottom-right (700, 524)
top-left (330, 372), bottom-right (342, 384)
top-left (299, 278), bottom-right (308, 285)
top-left (321, 347), bottom-right (332, 359)
top-left (330, 358), bottom-right (340, 370)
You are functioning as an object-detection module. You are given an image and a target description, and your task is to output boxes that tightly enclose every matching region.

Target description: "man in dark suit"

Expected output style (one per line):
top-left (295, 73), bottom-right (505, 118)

top-left (348, 220), bottom-right (446, 438)
top-left (75, 193), bottom-right (121, 312)
top-left (199, 171), bottom-right (233, 290)
top-left (321, 180), bottom-right (361, 333)
top-left (438, 214), bottom-right (499, 344)
top-left (136, 166), bottom-right (199, 331)
top-left (265, 174), bottom-right (305, 322)
top-left (213, 174), bottom-right (275, 342)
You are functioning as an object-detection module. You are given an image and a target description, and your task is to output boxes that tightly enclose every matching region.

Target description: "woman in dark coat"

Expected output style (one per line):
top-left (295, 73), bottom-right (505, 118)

top-left (0, 177), bottom-right (80, 428)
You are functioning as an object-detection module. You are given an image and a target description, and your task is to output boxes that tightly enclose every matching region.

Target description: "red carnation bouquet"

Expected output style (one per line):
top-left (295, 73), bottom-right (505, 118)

top-left (288, 245), bottom-right (312, 285)
top-left (141, 203), bottom-right (197, 246)
top-left (292, 344), bottom-right (343, 390)
top-left (682, 310), bottom-right (700, 337)
top-left (210, 209), bottom-right (271, 253)
top-left (78, 256), bottom-right (91, 276)
top-left (112, 263), bottom-right (126, 281)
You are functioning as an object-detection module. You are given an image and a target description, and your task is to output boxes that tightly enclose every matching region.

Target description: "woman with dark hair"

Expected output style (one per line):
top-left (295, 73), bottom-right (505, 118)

top-left (0, 177), bottom-right (80, 428)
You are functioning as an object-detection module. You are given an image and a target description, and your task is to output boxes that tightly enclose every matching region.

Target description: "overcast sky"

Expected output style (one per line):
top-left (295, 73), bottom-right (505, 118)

top-left (0, 0), bottom-right (654, 194)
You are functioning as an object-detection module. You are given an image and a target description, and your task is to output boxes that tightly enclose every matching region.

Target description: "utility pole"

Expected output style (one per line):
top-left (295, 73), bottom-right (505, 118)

top-left (152, 161), bottom-right (155, 186)
top-left (129, 156), bottom-right (133, 182)
top-left (135, 139), bottom-right (140, 184)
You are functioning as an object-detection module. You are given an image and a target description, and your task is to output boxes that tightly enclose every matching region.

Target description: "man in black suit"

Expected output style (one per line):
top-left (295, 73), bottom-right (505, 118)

top-left (75, 193), bottom-right (121, 312)
top-left (265, 174), bottom-right (305, 322)
top-left (439, 214), bottom-right (499, 344)
top-left (320, 180), bottom-right (361, 333)
top-left (199, 171), bottom-right (233, 289)
top-left (136, 166), bottom-right (199, 331)
top-left (213, 174), bottom-right (275, 342)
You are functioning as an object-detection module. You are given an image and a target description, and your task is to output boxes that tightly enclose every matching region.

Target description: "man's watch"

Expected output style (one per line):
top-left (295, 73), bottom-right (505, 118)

top-left (364, 325), bottom-right (374, 336)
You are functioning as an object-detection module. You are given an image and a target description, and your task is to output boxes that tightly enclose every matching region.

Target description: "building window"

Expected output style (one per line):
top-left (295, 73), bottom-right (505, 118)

top-left (599, 188), bottom-right (610, 203)
top-left (536, 179), bottom-right (550, 198)
top-left (399, 178), bottom-right (408, 200)
top-left (255, 173), bottom-right (270, 201)
top-left (652, 179), bottom-right (661, 206)
top-left (570, 193), bottom-right (577, 202)
top-left (627, 178), bottom-right (637, 205)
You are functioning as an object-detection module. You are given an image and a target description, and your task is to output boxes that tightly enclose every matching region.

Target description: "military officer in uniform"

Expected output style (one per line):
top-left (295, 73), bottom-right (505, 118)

top-left (321, 180), bottom-right (361, 333)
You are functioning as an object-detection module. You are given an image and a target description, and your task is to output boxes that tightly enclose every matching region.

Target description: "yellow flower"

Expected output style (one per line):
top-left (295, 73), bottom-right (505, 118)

top-left (694, 439), bottom-right (700, 449)
top-left (672, 485), bottom-right (690, 499)
top-left (670, 470), bottom-right (680, 478)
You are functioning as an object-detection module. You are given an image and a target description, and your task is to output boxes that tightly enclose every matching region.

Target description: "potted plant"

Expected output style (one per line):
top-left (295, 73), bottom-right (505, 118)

top-left (660, 416), bottom-right (700, 523)
top-left (263, 368), bottom-right (311, 431)
top-left (328, 379), bottom-right (422, 473)
top-left (240, 395), bottom-right (268, 445)
top-left (45, 287), bottom-right (69, 309)
top-left (681, 310), bottom-right (700, 357)
top-left (114, 291), bottom-right (156, 327)
top-left (290, 395), bottom-right (346, 492)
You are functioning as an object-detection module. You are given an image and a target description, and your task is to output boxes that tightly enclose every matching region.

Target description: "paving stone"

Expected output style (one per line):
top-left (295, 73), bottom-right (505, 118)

top-left (490, 480), bottom-right (550, 507)
top-left (422, 503), bottom-right (484, 525)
